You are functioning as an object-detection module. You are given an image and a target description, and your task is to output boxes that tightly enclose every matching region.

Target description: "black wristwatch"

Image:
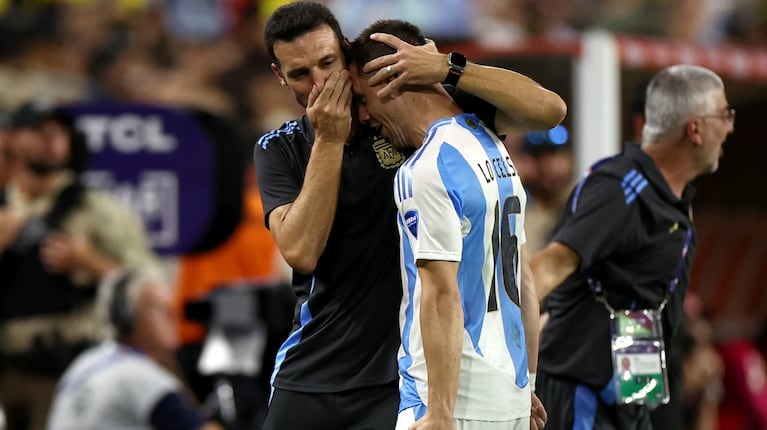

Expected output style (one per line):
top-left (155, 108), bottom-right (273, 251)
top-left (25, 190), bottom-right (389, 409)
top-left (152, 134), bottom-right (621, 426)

top-left (443, 52), bottom-right (467, 86)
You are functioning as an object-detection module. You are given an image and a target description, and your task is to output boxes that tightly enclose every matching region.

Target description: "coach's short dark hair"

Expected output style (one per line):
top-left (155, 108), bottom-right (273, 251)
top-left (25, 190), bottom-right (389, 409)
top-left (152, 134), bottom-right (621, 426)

top-left (264, 1), bottom-right (345, 66)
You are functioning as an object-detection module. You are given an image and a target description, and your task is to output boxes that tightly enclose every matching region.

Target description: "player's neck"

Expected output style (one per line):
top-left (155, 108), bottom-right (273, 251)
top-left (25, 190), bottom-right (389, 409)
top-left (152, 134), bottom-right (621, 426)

top-left (410, 93), bottom-right (464, 149)
top-left (402, 87), bottom-right (463, 149)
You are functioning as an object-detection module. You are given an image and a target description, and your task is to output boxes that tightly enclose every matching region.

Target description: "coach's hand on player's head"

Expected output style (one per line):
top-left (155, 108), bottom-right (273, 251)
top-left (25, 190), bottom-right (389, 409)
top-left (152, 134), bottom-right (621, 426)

top-left (363, 33), bottom-right (445, 98)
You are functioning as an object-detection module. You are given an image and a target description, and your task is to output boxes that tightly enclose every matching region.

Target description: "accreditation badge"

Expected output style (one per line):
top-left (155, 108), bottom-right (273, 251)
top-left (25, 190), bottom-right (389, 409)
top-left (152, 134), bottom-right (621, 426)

top-left (609, 309), bottom-right (670, 405)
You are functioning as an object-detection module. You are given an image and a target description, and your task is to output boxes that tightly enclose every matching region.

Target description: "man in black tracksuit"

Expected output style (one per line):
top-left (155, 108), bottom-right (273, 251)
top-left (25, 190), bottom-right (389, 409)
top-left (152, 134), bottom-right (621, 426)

top-left (530, 64), bottom-right (734, 429)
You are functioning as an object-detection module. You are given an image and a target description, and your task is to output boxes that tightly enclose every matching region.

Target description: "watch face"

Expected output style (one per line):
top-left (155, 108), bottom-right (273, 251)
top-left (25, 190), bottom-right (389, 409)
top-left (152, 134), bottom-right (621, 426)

top-left (449, 52), bottom-right (467, 69)
top-left (444, 52), bottom-right (466, 85)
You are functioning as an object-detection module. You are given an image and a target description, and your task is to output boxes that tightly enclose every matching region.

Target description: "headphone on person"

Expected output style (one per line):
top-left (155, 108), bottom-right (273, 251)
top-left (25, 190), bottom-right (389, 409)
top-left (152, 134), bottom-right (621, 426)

top-left (110, 271), bottom-right (135, 340)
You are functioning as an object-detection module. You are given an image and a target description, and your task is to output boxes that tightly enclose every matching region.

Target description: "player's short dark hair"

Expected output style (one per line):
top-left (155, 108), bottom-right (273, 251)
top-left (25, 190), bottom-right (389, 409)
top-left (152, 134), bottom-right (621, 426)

top-left (348, 20), bottom-right (427, 71)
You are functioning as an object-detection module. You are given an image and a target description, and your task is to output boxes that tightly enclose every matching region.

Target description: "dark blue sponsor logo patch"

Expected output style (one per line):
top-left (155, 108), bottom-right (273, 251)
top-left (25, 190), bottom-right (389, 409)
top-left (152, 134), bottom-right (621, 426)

top-left (404, 209), bottom-right (418, 237)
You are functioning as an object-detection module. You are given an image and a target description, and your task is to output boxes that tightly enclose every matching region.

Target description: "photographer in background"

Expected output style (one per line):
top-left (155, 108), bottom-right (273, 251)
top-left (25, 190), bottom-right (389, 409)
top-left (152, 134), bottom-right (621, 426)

top-left (0, 100), bottom-right (158, 430)
top-left (46, 270), bottom-right (223, 430)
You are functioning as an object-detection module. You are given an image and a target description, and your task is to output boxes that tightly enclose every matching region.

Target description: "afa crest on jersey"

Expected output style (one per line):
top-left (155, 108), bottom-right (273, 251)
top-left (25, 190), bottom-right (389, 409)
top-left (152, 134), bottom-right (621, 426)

top-left (373, 137), bottom-right (406, 169)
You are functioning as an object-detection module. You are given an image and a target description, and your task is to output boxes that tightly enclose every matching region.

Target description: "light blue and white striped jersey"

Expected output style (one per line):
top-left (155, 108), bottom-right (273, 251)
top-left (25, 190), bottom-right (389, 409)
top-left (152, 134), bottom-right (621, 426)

top-left (395, 113), bottom-right (531, 421)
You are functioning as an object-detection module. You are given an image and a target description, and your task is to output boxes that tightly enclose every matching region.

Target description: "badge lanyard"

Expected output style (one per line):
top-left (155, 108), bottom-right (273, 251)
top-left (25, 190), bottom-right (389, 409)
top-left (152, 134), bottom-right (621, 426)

top-left (602, 220), bottom-right (692, 406)
top-left (575, 159), bottom-right (694, 406)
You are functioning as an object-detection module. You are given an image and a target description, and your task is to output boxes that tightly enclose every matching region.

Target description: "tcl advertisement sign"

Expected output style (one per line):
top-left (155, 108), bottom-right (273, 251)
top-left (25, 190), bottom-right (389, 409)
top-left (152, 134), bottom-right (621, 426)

top-left (63, 102), bottom-right (218, 255)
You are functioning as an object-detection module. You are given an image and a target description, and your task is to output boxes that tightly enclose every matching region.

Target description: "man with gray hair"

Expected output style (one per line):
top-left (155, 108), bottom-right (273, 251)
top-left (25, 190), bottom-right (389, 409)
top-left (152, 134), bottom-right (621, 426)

top-left (46, 270), bottom-right (223, 430)
top-left (529, 64), bottom-right (733, 429)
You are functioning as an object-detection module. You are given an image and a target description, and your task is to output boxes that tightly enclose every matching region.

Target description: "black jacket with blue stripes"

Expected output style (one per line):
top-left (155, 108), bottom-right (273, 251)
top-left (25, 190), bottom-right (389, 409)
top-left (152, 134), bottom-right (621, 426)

top-left (539, 142), bottom-right (696, 389)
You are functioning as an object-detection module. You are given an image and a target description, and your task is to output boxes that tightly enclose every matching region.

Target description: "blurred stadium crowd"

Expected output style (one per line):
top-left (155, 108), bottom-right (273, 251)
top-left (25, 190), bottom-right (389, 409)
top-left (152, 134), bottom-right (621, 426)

top-left (2, 1), bottom-right (767, 430)
top-left (1, 0), bottom-right (766, 132)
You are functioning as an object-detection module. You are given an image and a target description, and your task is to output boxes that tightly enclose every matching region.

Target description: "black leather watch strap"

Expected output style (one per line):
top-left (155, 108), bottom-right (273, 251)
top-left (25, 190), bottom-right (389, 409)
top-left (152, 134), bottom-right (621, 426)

top-left (443, 52), bottom-right (467, 86)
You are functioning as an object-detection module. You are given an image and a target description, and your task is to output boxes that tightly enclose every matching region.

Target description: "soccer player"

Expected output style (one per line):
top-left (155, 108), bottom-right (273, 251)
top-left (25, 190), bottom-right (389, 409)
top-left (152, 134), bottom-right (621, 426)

top-left (349, 19), bottom-right (562, 429)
